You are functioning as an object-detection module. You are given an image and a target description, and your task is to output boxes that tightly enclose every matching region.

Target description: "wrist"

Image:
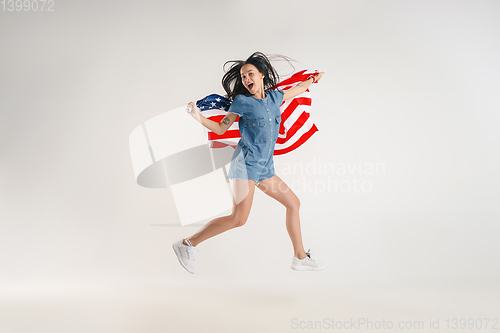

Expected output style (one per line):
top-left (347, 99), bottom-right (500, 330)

top-left (307, 75), bottom-right (316, 84)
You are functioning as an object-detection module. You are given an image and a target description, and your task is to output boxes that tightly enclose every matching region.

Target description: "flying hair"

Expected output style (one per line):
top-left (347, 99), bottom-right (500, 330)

top-left (221, 52), bottom-right (296, 101)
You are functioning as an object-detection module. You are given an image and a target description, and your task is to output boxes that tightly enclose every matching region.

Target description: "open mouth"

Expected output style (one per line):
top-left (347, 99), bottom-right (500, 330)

top-left (247, 83), bottom-right (254, 90)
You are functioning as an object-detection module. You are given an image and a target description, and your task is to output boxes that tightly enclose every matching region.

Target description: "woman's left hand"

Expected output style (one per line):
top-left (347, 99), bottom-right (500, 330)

top-left (312, 72), bottom-right (325, 83)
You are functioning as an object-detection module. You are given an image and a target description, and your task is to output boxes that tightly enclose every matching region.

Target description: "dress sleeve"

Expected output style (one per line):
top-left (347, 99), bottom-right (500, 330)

top-left (227, 95), bottom-right (244, 117)
top-left (274, 89), bottom-right (285, 105)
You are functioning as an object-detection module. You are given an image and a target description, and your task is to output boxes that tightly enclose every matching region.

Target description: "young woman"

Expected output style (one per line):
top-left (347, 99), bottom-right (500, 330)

top-left (172, 52), bottom-right (325, 274)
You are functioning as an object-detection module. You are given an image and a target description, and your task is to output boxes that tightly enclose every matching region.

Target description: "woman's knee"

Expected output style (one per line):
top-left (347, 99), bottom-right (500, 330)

top-left (287, 196), bottom-right (300, 211)
top-left (232, 215), bottom-right (248, 228)
top-left (229, 212), bottom-right (248, 228)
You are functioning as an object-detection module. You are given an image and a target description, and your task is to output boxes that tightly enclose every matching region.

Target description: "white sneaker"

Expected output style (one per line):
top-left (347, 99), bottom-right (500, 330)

top-left (290, 249), bottom-right (325, 271)
top-left (172, 238), bottom-right (199, 274)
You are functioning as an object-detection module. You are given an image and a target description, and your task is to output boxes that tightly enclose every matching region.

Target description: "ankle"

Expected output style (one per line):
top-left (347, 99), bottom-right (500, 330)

top-left (183, 238), bottom-right (193, 247)
top-left (295, 252), bottom-right (307, 260)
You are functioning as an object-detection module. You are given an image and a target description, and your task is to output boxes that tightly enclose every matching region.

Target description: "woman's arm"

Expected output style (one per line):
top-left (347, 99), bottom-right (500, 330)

top-left (219, 112), bottom-right (239, 134)
top-left (283, 72), bottom-right (325, 101)
top-left (186, 101), bottom-right (222, 134)
top-left (186, 102), bottom-right (238, 135)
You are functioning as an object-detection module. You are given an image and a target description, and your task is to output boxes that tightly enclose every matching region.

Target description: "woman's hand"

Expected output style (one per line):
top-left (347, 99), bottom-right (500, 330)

top-left (284, 71), bottom-right (326, 101)
top-left (311, 71), bottom-right (325, 84)
top-left (186, 101), bottom-right (202, 123)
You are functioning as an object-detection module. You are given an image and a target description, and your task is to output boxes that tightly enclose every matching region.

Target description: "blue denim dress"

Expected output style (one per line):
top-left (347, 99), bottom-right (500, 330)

top-left (227, 89), bottom-right (284, 186)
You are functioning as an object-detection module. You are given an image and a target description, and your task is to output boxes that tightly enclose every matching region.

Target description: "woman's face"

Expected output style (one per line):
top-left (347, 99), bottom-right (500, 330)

top-left (240, 63), bottom-right (265, 96)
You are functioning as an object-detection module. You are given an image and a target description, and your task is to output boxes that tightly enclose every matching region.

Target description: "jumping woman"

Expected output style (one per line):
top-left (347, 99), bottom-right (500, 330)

top-left (172, 52), bottom-right (325, 274)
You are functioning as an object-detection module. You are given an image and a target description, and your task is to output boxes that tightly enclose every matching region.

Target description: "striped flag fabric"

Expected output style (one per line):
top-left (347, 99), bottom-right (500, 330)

top-left (272, 69), bottom-right (320, 155)
top-left (196, 69), bottom-right (320, 154)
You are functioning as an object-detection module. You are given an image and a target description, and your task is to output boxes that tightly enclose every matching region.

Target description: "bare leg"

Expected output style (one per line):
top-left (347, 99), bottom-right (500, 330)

top-left (185, 179), bottom-right (256, 247)
top-left (256, 175), bottom-right (307, 259)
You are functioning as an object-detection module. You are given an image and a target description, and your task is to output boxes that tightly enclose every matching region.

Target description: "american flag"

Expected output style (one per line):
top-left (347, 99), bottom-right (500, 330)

top-left (196, 69), bottom-right (320, 154)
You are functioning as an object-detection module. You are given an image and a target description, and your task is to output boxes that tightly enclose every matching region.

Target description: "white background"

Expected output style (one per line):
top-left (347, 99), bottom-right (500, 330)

top-left (1, 0), bottom-right (499, 332)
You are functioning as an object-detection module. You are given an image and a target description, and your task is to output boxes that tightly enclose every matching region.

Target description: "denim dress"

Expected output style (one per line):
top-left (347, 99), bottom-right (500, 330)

top-left (226, 89), bottom-right (284, 186)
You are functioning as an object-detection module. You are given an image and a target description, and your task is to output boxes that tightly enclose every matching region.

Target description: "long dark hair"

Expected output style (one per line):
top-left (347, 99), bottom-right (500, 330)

top-left (222, 52), bottom-right (295, 101)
